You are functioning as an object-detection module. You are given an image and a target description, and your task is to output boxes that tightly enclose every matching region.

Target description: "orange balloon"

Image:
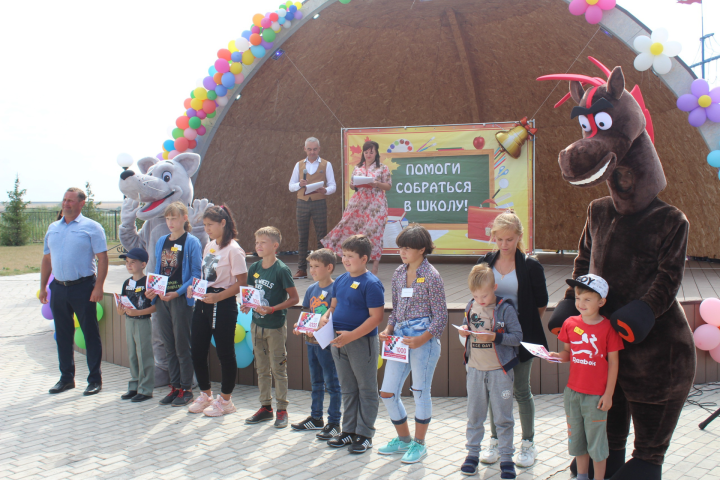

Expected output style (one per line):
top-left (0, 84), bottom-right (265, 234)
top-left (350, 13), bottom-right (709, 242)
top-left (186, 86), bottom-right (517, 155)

top-left (249, 33), bottom-right (262, 46)
top-left (183, 98), bottom-right (192, 110)
top-left (174, 137), bottom-right (189, 153)
top-left (213, 72), bottom-right (223, 85)
top-left (176, 116), bottom-right (190, 129)
top-left (252, 13), bottom-right (264, 27)
top-left (202, 100), bottom-right (216, 114)
top-left (217, 49), bottom-right (231, 61)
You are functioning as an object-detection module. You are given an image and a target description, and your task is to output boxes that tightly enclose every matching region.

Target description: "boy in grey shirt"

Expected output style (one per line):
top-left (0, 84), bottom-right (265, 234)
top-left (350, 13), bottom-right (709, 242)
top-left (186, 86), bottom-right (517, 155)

top-left (459, 263), bottom-right (523, 479)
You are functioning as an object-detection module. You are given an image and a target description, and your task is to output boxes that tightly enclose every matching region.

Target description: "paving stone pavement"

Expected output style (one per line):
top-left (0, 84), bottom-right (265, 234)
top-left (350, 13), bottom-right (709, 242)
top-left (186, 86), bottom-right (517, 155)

top-left (2, 273), bottom-right (719, 479)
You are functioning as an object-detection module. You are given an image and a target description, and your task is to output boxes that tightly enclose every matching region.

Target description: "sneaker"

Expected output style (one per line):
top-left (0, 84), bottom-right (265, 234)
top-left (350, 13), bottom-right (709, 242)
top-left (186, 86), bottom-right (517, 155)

top-left (378, 437), bottom-right (412, 455)
top-left (171, 390), bottom-right (193, 407)
top-left (316, 423), bottom-right (340, 440)
top-left (204, 395), bottom-right (236, 417)
top-left (274, 410), bottom-right (288, 428)
top-left (479, 437), bottom-right (500, 464)
top-left (349, 435), bottom-right (372, 454)
top-left (401, 441), bottom-right (428, 464)
top-left (291, 415), bottom-right (324, 431)
top-left (246, 406), bottom-right (274, 424)
top-left (514, 440), bottom-right (538, 468)
top-left (159, 386), bottom-right (179, 405)
top-left (461, 456), bottom-right (479, 476)
top-left (188, 391), bottom-right (214, 414)
top-left (327, 432), bottom-right (354, 448)
top-left (500, 461), bottom-right (516, 479)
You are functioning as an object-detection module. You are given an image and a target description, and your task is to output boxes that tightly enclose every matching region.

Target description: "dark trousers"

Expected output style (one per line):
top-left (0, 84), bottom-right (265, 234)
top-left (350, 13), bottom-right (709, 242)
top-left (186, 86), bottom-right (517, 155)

top-left (308, 343), bottom-right (342, 424)
top-left (191, 292), bottom-right (238, 395)
top-left (49, 278), bottom-right (102, 384)
top-left (155, 296), bottom-right (194, 390)
top-left (297, 198), bottom-right (327, 271)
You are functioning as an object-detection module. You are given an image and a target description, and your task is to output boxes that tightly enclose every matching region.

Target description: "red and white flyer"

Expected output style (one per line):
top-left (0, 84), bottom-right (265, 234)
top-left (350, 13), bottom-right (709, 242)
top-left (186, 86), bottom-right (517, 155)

top-left (296, 312), bottom-right (321, 333)
top-left (240, 287), bottom-right (263, 309)
top-left (382, 335), bottom-right (409, 363)
top-left (146, 274), bottom-right (168, 296)
top-left (192, 278), bottom-right (208, 299)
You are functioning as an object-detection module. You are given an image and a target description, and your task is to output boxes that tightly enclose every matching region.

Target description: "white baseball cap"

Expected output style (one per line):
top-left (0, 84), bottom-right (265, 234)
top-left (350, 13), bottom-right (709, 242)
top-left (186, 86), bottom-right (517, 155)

top-left (566, 274), bottom-right (609, 299)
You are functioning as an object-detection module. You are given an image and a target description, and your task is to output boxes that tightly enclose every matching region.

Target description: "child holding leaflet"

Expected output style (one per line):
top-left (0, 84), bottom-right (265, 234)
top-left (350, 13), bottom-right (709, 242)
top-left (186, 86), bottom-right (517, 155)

top-left (117, 247), bottom-right (155, 402)
top-left (548, 275), bottom-right (623, 480)
top-left (187, 205), bottom-right (248, 417)
top-left (242, 227), bottom-right (299, 428)
top-left (317, 235), bottom-right (385, 454)
top-left (459, 264), bottom-right (523, 478)
top-left (290, 248), bottom-right (342, 439)
top-left (146, 201), bottom-right (202, 407)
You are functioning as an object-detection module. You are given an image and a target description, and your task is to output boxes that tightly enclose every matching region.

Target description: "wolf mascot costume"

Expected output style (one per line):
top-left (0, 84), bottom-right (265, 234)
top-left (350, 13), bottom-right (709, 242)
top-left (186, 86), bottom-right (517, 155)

top-left (538, 59), bottom-right (696, 479)
top-left (118, 152), bottom-right (211, 386)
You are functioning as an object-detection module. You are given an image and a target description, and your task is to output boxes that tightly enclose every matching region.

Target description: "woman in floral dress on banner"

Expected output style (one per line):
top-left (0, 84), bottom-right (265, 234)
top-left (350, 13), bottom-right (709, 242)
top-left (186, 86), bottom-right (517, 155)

top-left (322, 140), bottom-right (392, 275)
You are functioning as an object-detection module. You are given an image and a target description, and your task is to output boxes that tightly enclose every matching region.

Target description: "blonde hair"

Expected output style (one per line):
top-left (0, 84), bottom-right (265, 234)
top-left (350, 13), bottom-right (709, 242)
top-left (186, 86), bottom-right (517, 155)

top-left (468, 263), bottom-right (495, 291)
top-left (490, 209), bottom-right (525, 253)
top-left (255, 226), bottom-right (282, 245)
top-left (164, 201), bottom-right (191, 232)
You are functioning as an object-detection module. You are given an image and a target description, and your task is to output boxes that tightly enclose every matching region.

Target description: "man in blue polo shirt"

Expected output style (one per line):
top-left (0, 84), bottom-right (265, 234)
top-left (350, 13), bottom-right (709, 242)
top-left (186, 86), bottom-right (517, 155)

top-left (39, 187), bottom-right (108, 395)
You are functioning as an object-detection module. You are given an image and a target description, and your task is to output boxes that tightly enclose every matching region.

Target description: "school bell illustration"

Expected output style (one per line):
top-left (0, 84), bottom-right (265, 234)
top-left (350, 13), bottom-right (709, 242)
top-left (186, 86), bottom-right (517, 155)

top-left (495, 117), bottom-right (537, 159)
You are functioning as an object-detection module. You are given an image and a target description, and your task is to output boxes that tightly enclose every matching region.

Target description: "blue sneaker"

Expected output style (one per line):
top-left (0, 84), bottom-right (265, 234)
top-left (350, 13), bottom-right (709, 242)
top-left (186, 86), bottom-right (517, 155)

top-left (401, 441), bottom-right (428, 464)
top-left (378, 437), bottom-right (412, 455)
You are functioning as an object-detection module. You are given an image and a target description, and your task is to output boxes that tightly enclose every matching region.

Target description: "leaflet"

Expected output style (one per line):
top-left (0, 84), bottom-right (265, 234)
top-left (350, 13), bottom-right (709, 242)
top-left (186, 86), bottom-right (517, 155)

top-left (314, 315), bottom-right (335, 349)
top-left (296, 312), bottom-right (322, 333)
top-left (382, 335), bottom-right (409, 363)
top-left (146, 274), bottom-right (168, 296)
top-left (352, 175), bottom-right (374, 188)
top-left (304, 181), bottom-right (324, 195)
top-left (192, 278), bottom-right (208, 299)
top-left (240, 286), bottom-right (263, 309)
top-left (521, 342), bottom-right (562, 363)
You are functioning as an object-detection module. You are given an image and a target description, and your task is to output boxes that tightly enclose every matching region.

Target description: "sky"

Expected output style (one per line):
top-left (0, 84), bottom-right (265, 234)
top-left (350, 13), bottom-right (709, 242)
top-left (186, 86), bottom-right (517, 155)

top-left (0, 0), bottom-right (718, 203)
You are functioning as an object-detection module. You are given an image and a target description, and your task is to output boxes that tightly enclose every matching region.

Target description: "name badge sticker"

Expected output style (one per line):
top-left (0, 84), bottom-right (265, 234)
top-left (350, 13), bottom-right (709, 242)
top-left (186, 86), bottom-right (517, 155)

top-left (350, 281), bottom-right (360, 289)
top-left (174, 244), bottom-right (183, 251)
top-left (320, 290), bottom-right (328, 300)
top-left (135, 287), bottom-right (142, 292)
top-left (254, 273), bottom-right (260, 278)
top-left (416, 278), bottom-right (425, 283)
top-left (171, 247), bottom-right (178, 252)
top-left (209, 249), bottom-right (216, 254)
top-left (128, 279), bottom-right (136, 289)
top-left (401, 288), bottom-right (413, 298)
top-left (574, 326), bottom-right (585, 335)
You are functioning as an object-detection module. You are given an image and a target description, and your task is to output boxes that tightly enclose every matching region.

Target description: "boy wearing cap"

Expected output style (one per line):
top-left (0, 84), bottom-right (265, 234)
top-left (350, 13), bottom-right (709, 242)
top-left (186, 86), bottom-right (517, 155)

top-left (548, 274), bottom-right (623, 480)
top-left (117, 247), bottom-right (156, 402)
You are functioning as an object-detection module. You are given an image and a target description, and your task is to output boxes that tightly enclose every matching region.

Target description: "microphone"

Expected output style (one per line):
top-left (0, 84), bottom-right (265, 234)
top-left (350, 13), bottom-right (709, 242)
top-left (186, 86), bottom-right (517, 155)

top-left (303, 168), bottom-right (307, 181)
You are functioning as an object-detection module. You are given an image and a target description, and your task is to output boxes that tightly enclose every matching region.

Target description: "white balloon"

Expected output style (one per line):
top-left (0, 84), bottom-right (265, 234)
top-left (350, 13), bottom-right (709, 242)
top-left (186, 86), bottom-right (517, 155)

top-left (634, 52), bottom-right (654, 72)
top-left (652, 54), bottom-right (672, 75)
top-left (663, 41), bottom-right (682, 57)
top-left (271, 21), bottom-right (281, 32)
top-left (216, 96), bottom-right (229, 107)
top-left (166, 126), bottom-right (174, 137)
top-left (633, 35), bottom-right (652, 53)
top-left (650, 27), bottom-right (669, 44)
top-left (116, 153), bottom-right (133, 168)
top-left (236, 37), bottom-right (250, 52)
top-left (284, 20), bottom-right (292, 29)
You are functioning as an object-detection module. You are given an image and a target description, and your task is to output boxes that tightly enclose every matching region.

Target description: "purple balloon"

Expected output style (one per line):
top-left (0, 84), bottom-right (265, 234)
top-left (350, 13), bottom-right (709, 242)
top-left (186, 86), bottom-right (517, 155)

top-left (48, 273), bottom-right (54, 284)
top-left (202, 76), bottom-right (216, 90)
top-left (156, 153), bottom-right (163, 160)
top-left (187, 108), bottom-right (197, 118)
top-left (677, 94), bottom-right (698, 112)
top-left (295, 11), bottom-right (303, 20)
top-left (41, 303), bottom-right (53, 320)
top-left (260, 40), bottom-right (274, 49)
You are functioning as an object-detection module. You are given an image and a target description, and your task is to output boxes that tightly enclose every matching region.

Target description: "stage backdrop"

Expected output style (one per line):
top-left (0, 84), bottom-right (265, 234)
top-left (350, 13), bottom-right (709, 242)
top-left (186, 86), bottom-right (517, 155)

top-left (342, 123), bottom-right (535, 255)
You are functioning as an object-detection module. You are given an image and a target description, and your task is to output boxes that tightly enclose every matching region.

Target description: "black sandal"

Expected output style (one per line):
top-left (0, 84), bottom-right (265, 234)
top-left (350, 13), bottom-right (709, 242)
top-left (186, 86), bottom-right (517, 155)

top-left (461, 455), bottom-right (479, 475)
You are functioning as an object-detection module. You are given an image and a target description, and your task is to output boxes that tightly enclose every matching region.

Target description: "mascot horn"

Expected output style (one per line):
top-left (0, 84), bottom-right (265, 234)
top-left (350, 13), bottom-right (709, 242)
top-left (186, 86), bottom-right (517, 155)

top-left (537, 57), bottom-right (695, 480)
top-left (119, 152), bottom-right (212, 386)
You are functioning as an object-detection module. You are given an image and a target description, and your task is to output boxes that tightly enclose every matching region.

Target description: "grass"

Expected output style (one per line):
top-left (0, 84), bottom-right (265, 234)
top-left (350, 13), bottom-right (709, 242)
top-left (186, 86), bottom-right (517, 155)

top-left (0, 241), bottom-right (125, 276)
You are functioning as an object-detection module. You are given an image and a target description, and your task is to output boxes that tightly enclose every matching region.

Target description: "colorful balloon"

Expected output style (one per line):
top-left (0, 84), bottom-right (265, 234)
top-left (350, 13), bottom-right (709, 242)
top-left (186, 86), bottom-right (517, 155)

top-left (250, 45), bottom-right (266, 58)
top-left (251, 25), bottom-right (261, 34)
top-left (249, 33), bottom-right (262, 46)
top-left (215, 84), bottom-right (228, 97)
top-left (213, 72), bottom-right (223, 85)
top-left (163, 139), bottom-right (175, 152)
top-left (242, 50), bottom-right (255, 65)
top-left (235, 341), bottom-right (254, 368)
top-left (208, 65), bottom-right (217, 76)
top-left (216, 95), bottom-right (229, 107)
top-left (694, 324), bottom-right (720, 351)
top-left (174, 137), bottom-right (189, 153)
top-left (168, 150), bottom-right (178, 159)
top-left (189, 116), bottom-right (202, 129)
top-left (197, 125), bottom-right (206, 136)
top-left (183, 98), bottom-right (192, 109)
top-left (207, 112), bottom-right (216, 118)
top-left (230, 62), bottom-right (243, 74)
top-left (197, 109), bottom-right (207, 119)
top-left (190, 98), bottom-right (203, 110)
top-left (176, 116), bottom-right (189, 129)
top-left (235, 73), bottom-right (244, 84)
top-left (252, 13), bottom-right (264, 27)
top-left (261, 17), bottom-right (271, 28)
top-left (228, 40), bottom-right (238, 53)
top-left (207, 90), bottom-right (218, 100)
top-left (188, 139), bottom-right (197, 149)
top-left (221, 72), bottom-right (235, 89)
top-left (295, 10), bottom-right (303, 20)
top-left (75, 328), bottom-right (86, 349)
top-left (231, 51), bottom-right (242, 62)
top-left (96, 303), bottom-right (103, 321)
top-left (41, 303), bottom-right (53, 320)
top-left (235, 324), bottom-right (246, 343)
top-left (186, 108), bottom-right (197, 118)
top-left (271, 22), bottom-right (281, 32)
top-left (269, 12), bottom-right (279, 21)
top-left (203, 76), bottom-right (216, 90)
top-left (217, 48), bottom-right (231, 61)
top-left (202, 99), bottom-right (217, 114)
top-left (700, 298), bottom-right (720, 327)
top-left (184, 128), bottom-right (197, 140)
top-left (241, 30), bottom-right (252, 40)
top-left (214, 59), bottom-right (230, 74)
top-left (172, 128), bottom-right (184, 139)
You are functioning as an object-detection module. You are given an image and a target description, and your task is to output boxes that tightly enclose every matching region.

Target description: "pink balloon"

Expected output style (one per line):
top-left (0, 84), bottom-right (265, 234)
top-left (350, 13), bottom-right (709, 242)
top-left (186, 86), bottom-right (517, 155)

top-left (694, 324), bottom-right (720, 351)
top-left (700, 298), bottom-right (720, 327)
top-left (251, 26), bottom-right (261, 34)
top-left (197, 125), bottom-right (206, 136)
top-left (710, 343), bottom-right (720, 363)
top-left (168, 150), bottom-right (178, 159)
top-left (41, 303), bottom-right (53, 320)
top-left (235, 73), bottom-right (244, 84)
top-left (196, 110), bottom-right (207, 119)
top-left (585, 5), bottom-right (603, 24)
top-left (184, 128), bottom-right (197, 140)
top-left (261, 18), bottom-right (271, 28)
top-left (214, 59), bottom-right (230, 74)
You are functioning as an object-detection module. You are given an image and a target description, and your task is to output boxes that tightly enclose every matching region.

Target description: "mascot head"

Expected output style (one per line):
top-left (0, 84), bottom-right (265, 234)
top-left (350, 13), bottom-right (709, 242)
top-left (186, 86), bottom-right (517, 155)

top-left (538, 57), bottom-right (667, 215)
top-left (118, 153), bottom-right (200, 221)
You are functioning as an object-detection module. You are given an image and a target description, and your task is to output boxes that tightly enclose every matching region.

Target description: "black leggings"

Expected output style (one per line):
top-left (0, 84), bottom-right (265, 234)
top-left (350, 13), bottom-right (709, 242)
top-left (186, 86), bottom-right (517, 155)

top-left (191, 290), bottom-right (238, 395)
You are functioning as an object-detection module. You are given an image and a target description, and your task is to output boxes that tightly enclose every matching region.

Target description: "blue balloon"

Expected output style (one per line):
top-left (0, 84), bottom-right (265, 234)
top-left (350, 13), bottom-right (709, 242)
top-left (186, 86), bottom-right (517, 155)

top-left (288, 4), bottom-right (297, 12)
top-left (708, 150), bottom-right (720, 168)
top-left (237, 308), bottom-right (252, 331)
top-left (231, 51), bottom-right (242, 62)
top-left (208, 65), bottom-right (217, 76)
top-left (221, 72), bottom-right (235, 89)
top-left (250, 45), bottom-right (266, 58)
top-left (163, 140), bottom-right (175, 152)
top-left (278, 16), bottom-right (286, 25)
top-left (285, 11), bottom-right (295, 20)
top-left (241, 30), bottom-right (252, 40)
top-left (215, 85), bottom-right (227, 97)
top-left (235, 341), bottom-right (254, 369)
top-left (245, 328), bottom-right (253, 351)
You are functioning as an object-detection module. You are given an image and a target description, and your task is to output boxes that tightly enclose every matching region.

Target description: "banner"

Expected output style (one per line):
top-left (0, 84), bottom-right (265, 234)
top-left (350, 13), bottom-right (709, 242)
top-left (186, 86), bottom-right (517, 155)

top-left (342, 122), bottom-right (535, 255)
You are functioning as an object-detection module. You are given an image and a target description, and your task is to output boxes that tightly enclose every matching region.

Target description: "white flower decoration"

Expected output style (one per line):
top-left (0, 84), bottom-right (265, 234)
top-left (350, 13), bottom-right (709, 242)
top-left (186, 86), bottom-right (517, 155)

top-left (633, 28), bottom-right (682, 75)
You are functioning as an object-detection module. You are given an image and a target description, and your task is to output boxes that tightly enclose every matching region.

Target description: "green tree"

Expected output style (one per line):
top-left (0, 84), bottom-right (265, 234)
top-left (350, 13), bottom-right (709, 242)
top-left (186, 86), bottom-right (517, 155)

top-left (82, 181), bottom-right (102, 221)
top-left (0, 175), bottom-right (31, 246)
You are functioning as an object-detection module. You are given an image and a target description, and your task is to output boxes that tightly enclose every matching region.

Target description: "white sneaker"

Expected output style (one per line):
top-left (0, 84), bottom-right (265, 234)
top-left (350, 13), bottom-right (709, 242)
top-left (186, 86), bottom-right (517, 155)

top-left (203, 395), bottom-right (236, 417)
top-left (188, 391), bottom-right (213, 413)
top-left (479, 437), bottom-right (500, 464)
top-left (514, 439), bottom-right (538, 467)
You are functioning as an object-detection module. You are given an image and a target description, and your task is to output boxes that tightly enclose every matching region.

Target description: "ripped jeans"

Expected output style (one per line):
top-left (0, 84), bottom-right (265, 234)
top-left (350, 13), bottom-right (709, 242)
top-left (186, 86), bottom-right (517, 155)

top-left (380, 317), bottom-right (441, 425)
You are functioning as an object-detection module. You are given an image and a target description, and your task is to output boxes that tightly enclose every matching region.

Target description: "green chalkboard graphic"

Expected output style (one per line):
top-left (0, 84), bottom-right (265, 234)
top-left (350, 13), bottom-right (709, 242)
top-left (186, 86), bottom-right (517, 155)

top-left (387, 154), bottom-right (491, 224)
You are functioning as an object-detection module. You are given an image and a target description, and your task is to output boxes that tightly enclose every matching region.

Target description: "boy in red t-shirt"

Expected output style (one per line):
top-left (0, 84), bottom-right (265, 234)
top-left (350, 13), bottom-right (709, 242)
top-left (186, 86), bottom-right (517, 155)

top-left (549, 274), bottom-right (623, 480)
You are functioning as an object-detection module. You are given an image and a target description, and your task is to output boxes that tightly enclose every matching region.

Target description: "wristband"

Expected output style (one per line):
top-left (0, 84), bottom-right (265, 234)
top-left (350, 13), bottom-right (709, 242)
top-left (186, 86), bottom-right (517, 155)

top-left (271, 306), bottom-right (275, 314)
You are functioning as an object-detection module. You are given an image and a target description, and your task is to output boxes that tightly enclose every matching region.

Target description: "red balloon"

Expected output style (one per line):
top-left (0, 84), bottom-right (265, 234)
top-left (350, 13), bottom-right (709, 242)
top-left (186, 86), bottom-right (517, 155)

top-left (269, 12), bottom-right (279, 21)
top-left (217, 49), bottom-right (231, 61)
top-left (249, 33), bottom-right (262, 46)
top-left (183, 98), bottom-right (192, 109)
top-left (213, 72), bottom-right (223, 85)
top-left (202, 100), bottom-right (216, 114)
top-left (174, 137), bottom-right (189, 153)
top-left (188, 139), bottom-right (197, 149)
top-left (176, 116), bottom-right (190, 130)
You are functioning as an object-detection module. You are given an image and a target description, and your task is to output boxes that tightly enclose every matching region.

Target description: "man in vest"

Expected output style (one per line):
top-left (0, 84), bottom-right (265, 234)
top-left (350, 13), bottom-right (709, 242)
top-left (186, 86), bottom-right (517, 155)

top-left (288, 137), bottom-right (337, 279)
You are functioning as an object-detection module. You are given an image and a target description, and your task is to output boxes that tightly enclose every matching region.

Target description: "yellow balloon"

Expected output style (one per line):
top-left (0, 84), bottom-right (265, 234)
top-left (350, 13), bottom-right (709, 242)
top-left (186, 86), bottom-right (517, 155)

top-left (74, 314), bottom-right (79, 328)
top-left (36, 289), bottom-right (41, 299)
top-left (190, 97), bottom-right (203, 110)
top-left (377, 355), bottom-right (383, 370)
top-left (230, 62), bottom-right (243, 75)
top-left (193, 87), bottom-right (208, 101)
top-left (162, 151), bottom-right (169, 159)
top-left (242, 50), bottom-right (255, 65)
top-left (234, 324), bottom-right (246, 343)
top-left (228, 39), bottom-right (238, 52)
top-left (294, 1), bottom-right (302, 9)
